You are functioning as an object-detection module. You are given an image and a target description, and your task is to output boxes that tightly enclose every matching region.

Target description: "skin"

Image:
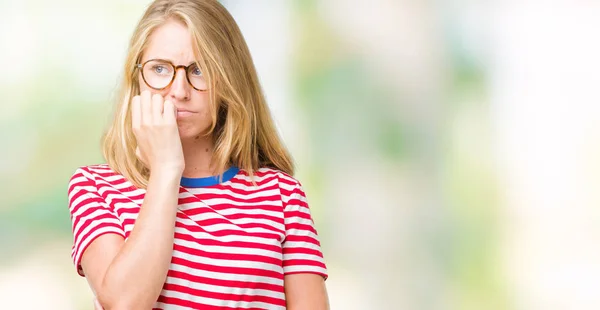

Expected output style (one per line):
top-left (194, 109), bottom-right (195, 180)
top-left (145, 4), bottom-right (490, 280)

top-left (85, 18), bottom-right (329, 309)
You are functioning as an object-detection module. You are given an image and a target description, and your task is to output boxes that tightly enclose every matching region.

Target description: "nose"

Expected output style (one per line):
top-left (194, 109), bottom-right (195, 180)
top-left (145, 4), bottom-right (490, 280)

top-left (168, 67), bottom-right (191, 101)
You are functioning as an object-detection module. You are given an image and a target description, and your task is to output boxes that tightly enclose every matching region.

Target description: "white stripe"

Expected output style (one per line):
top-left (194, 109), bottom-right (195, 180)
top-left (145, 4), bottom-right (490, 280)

top-left (159, 288), bottom-right (285, 310)
top-left (209, 177), bottom-right (278, 191)
top-left (74, 225), bottom-right (124, 265)
top-left (178, 221), bottom-right (244, 234)
top-left (174, 218), bottom-right (280, 244)
top-left (200, 198), bottom-right (281, 207)
top-left (283, 265), bottom-right (327, 276)
top-left (176, 203), bottom-right (232, 220)
top-left (172, 249), bottom-right (282, 272)
top-left (86, 165), bottom-right (111, 172)
top-left (175, 220), bottom-right (281, 237)
top-left (72, 202), bottom-right (112, 231)
top-left (153, 301), bottom-right (192, 310)
top-left (94, 173), bottom-right (127, 183)
top-left (173, 237), bottom-right (283, 259)
top-left (164, 275), bottom-right (285, 300)
top-left (99, 186), bottom-right (144, 201)
top-left (282, 253), bottom-right (324, 263)
top-left (274, 171), bottom-right (297, 183)
top-left (183, 204), bottom-right (282, 220)
top-left (169, 262), bottom-right (284, 286)
top-left (73, 209), bottom-right (123, 246)
top-left (69, 188), bottom-right (100, 213)
top-left (278, 181), bottom-right (301, 192)
top-left (185, 186), bottom-right (280, 200)
top-left (284, 214), bottom-right (314, 226)
top-left (113, 202), bottom-right (142, 216)
top-left (283, 241), bottom-right (321, 252)
top-left (103, 192), bottom-right (142, 207)
top-left (232, 172), bottom-right (281, 184)
top-left (219, 217), bottom-right (284, 232)
top-left (282, 192), bottom-right (308, 205)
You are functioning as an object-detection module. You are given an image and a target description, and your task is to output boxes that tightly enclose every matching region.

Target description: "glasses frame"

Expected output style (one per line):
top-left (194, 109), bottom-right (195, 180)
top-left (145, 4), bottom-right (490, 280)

top-left (136, 59), bottom-right (209, 92)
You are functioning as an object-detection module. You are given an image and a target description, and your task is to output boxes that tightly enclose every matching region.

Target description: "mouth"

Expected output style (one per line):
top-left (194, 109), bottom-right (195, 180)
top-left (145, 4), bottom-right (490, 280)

top-left (176, 109), bottom-right (196, 118)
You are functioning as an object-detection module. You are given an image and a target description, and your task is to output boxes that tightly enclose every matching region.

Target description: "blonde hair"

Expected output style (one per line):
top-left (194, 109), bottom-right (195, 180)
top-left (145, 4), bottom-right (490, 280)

top-left (102, 0), bottom-right (294, 188)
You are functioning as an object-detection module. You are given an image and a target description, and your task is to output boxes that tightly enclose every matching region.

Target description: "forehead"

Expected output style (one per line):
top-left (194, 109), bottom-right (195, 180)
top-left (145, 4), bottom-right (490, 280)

top-left (142, 19), bottom-right (196, 63)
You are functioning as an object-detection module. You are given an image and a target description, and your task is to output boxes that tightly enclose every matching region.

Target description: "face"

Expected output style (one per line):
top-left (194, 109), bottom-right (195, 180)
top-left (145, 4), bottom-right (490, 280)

top-left (138, 19), bottom-right (212, 140)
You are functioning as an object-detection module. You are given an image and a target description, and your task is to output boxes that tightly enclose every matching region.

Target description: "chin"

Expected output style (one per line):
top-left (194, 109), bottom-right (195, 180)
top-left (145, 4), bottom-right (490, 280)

top-left (177, 123), bottom-right (210, 140)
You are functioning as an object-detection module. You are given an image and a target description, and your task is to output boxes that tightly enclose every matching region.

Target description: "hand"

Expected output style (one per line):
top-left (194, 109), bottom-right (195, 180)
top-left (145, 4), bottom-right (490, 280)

top-left (93, 298), bottom-right (104, 310)
top-left (132, 90), bottom-right (185, 175)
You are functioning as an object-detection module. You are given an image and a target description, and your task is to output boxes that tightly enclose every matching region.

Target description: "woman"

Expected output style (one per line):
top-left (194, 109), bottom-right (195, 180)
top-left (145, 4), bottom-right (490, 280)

top-left (67, 0), bottom-right (329, 309)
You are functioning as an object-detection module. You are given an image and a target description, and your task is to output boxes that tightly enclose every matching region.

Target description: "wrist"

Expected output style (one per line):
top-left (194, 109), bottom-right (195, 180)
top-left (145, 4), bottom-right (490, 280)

top-left (149, 167), bottom-right (183, 181)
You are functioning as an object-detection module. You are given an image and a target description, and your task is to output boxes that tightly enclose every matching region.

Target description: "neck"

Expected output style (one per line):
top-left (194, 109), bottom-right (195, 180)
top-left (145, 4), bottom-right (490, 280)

top-left (181, 135), bottom-right (217, 178)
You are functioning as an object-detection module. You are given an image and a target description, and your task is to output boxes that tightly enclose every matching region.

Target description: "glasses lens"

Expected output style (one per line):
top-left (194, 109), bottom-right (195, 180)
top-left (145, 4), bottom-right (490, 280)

top-left (142, 60), bottom-right (174, 89)
top-left (187, 63), bottom-right (208, 91)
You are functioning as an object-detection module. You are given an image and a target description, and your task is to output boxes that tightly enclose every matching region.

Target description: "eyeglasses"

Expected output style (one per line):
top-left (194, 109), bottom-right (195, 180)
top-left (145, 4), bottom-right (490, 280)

top-left (136, 59), bottom-right (208, 91)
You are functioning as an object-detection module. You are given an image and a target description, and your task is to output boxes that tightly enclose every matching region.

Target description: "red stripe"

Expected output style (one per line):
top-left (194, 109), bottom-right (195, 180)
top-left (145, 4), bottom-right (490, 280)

top-left (282, 259), bottom-right (326, 269)
top-left (170, 256), bottom-right (283, 279)
top-left (179, 199), bottom-right (282, 213)
top-left (173, 242), bottom-right (282, 266)
top-left (73, 209), bottom-right (122, 238)
top-left (283, 234), bottom-right (320, 245)
top-left (155, 295), bottom-right (268, 310)
top-left (282, 246), bottom-right (324, 258)
top-left (166, 269), bottom-right (284, 292)
top-left (196, 181), bottom-right (279, 196)
top-left (75, 221), bottom-right (125, 257)
top-left (226, 175), bottom-right (279, 187)
top-left (174, 232), bottom-right (282, 254)
top-left (192, 191), bottom-right (281, 204)
top-left (175, 221), bottom-right (282, 240)
top-left (174, 216), bottom-right (283, 234)
top-left (161, 283), bottom-right (286, 306)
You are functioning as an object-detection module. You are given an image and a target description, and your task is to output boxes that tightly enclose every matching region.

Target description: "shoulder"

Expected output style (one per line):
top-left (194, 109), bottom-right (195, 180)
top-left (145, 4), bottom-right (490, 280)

top-left (70, 164), bottom-right (117, 180)
top-left (254, 167), bottom-right (307, 199)
top-left (232, 167), bottom-right (303, 193)
top-left (238, 167), bottom-right (302, 187)
top-left (69, 164), bottom-right (125, 189)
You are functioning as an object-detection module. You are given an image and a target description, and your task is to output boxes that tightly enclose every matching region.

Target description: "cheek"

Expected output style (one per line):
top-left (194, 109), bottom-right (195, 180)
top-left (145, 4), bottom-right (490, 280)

top-left (138, 80), bottom-right (151, 95)
top-left (138, 80), bottom-right (166, 96)
top-left (193, 93), bottom-right (212, 116)
top-left (195, 108), bottom-right (212, 129)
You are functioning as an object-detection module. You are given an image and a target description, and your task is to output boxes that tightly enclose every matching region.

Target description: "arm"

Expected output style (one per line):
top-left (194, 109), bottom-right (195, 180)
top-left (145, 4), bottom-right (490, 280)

top-left (279, 175), bottom-right (330, 310)
top-left (81, 169), bottom-right (181, 310)
top-left (78, 92), bottom-right (184, 309)
top-left (284, 274), bottom-right (329, 310)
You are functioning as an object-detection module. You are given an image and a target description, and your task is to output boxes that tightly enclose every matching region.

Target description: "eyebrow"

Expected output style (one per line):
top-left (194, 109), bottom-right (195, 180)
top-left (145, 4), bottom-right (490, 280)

top-left (145, 58), bottom-right (198, 66)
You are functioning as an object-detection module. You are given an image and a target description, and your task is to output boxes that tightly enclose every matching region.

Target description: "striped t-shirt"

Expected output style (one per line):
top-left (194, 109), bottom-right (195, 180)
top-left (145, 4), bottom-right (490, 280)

top-left (68, 164), bottom-right (327, 309)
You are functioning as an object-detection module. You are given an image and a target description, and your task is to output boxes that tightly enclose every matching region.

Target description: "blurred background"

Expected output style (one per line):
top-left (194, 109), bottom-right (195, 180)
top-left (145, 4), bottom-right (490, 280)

top-left (1, 0), bottom-right (600, 309)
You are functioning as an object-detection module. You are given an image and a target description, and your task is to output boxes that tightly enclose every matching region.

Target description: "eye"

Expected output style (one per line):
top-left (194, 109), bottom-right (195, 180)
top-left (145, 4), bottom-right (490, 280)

top-left (190, 65), bottom-right (202, 76)
top-left (152, 65), bottom-right (168, 74)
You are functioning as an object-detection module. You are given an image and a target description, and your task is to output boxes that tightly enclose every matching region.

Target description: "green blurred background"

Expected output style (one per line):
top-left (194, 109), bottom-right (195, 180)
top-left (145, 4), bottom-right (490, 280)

top-left (2, 0), bottom-right (600, 309)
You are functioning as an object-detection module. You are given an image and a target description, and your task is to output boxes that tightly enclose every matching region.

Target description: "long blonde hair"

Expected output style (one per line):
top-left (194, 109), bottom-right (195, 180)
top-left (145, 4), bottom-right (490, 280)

top-left (102, 0), bottom-right (294, 189)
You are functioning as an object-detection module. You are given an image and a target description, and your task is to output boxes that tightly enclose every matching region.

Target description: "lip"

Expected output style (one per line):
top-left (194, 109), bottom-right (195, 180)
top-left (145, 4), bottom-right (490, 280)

top-left (176, 109), bottom-right (196, 118)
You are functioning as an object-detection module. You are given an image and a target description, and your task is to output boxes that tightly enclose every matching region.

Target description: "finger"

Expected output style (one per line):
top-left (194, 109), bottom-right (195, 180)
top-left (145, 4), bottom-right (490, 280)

top-left (163, 99), bottom-right (176, 124)
top-left (151, 93), bottom-right (164, 122)
top-left (141, 90), bottom-right (152, 125)
top-left (131, 95), bottom-right (141, 131)
top-left (135, 146), bottom-right (147, 167)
